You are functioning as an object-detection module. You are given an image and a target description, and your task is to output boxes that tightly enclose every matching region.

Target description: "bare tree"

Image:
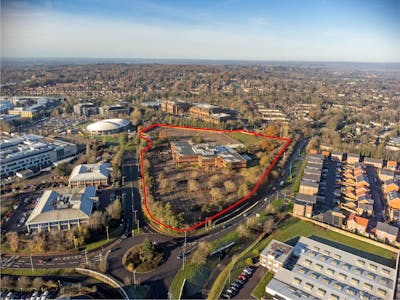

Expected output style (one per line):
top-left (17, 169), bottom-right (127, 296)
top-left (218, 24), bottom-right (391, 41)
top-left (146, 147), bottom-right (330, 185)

top-left (7, 232), bottom-right (19, 252)
top-left (223, 180), bottom-right (237, 193)
top-left (188, 179), bottom-right (200, 192)
top-left (190, 241), bottom-right (211, 266)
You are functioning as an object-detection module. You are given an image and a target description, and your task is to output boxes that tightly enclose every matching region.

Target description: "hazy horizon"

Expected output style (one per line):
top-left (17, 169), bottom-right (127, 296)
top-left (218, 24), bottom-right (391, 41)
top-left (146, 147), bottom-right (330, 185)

top-left (2, 0), bottom-right (400, 62)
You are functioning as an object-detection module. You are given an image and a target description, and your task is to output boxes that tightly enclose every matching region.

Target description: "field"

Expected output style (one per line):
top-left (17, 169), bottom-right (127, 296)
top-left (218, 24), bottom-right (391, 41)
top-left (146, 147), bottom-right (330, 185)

top-left (141, 125), bottom-right (290, 231)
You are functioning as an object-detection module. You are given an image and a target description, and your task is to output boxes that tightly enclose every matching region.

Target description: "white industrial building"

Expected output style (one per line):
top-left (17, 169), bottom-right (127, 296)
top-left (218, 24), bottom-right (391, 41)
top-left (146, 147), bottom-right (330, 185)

top-left (69, 162), bottom-right (111, 187)
top-left (0, 134), bottom-right (77, 178)
top-left (26, 186), bottom-right (98, 232)
top-left (86, 118), bottom-right (130, 136)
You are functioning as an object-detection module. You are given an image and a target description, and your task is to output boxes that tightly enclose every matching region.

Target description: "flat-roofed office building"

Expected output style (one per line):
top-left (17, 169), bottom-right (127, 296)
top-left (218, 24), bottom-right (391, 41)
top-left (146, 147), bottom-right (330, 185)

top-left (265, 236), bottom-right (396, 300)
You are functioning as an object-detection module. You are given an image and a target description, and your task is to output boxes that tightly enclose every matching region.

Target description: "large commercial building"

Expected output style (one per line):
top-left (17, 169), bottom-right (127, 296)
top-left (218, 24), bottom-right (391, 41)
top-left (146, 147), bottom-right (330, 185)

top-left (26, 186), bottom-right (98, 232)
top-left (100, 104), bottom-right (130, 118)
top-left (265, 236), bottom-right (396, 300)
top-left (69, 162), bottom-right (111, 187)
top-left (86, 118), bottom-right (130, 136)
top-left (171, 141), bottom-right (248, 169)
top-left (73, 102), bottom-right (99, 116)
top-left (0, 134), bottom-right (77, 178)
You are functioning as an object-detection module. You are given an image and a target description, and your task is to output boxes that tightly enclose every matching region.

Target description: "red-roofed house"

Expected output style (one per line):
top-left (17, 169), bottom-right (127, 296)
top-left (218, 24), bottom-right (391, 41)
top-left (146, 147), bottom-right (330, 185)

top-left (346, 213), bottom-right (369, 234)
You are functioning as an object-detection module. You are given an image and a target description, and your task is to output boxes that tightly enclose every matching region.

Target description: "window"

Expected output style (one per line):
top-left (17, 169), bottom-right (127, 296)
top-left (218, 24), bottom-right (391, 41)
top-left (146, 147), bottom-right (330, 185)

top-left (381, 268), bottom-right (390, 275)
top-left (334, 283), bottom-right (343, 290)
top-left (341, 264), bottom-right (350, 271)
top-left (323, 250), bottom-right (331, 255)
top-left (315, 263), bottom-right (323, 271)
top-left (354, 268), bottom-right (362, 275)
top-left (309, 273), bottom-right (319, 280)
top-left (325, 268), bottom-right (335, 276)
top-left (346, 288), bottom-right (356, 296)
top-left (330, 259), bottom-right (339, 266)
top-left (308, 251), bottom-right (317, 257)
top-left (377, 288), bottom-right (387, 296)
top-left (366, 273), bottom-right (375, 280)
top-left (369, 264), bottom-right (377, 271)
top-left (304, 259), bottom-right (312, 266)
top-left (357, 259), bottom-right (365, 266)
top-left (316, 288), bottom-right (326, 297)
top-left (333, 254), bottom-right (341, 260)
top-left (303, 283), bottom-right (313, 291)
top-left (364, 283), bottom-right (373, 291)
top-left (328, 294), bottom-right (339, 300)
top-left (350, 278), bottom-right (360, 285)
top-left (338, 273), bottom-right (347, 280)
top-left (298, 267), bottom-right (307, 274)
top-left (321, 277), bottom-right (331, 285)
top-left (313, 246), bottom-right (320, 251)
top-left (292, 277), bottom-right (302, 285)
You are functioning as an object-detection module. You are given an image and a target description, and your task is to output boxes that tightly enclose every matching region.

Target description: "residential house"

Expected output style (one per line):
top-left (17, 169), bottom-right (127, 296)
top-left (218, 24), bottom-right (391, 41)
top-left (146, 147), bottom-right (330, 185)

top-left (386, 160), bottom-right (397, 171)
top-left (364, 157), bottom-right (384, 169)
top-left (346, 213), bottom-right (369, 234)
top-left (384, 180), bottom-right (400, 194)
top-left (346, 153), bottom-right (360, 164)
top-left (299, 180), bottom-right (319, 195)
top-left (379, 169), bottom-right (395, 182)
top-left (376, 222), bottom-right (399, 243)
top-left (331, 151), bottom-right (343, 161)
top-left (293, 194), bottom-right (317, 218)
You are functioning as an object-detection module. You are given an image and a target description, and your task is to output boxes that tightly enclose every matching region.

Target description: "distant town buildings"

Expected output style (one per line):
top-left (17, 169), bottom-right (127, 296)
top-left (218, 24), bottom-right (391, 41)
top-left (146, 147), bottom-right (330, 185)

top-left (99, 104), bottom-right (130, 118)
top-left (171, 141), bottom-right (248, 169)
top-left (69, 162), bottom-right (111, 188)
top-left (26, 186), bottom-right (98, 232)
top-left (264, 236), bottom-right (396, 300)
top-left (0, 133), bottom-right (77, 178)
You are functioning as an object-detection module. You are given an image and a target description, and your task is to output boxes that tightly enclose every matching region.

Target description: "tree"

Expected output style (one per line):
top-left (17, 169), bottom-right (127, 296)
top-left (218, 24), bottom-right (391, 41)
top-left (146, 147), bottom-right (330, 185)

top-left (188, 179), bottom-right (200, 192)
top-left (237, 183), bottom-right (249, 198)
top-left (1, 276), bottom-right (15, 290)
top-left (207, 174), bottom-right (221, 189)
top-left (210, 187), bottom-right (224, 201)
top-left (246, 257), bottom-right (253, 265)
top-left (32, 277), bottom-right (45, 290)
top-left (190, 241), bottom-right (211, 266)
top-left (140, 237), bottom-right (155, 263)
top-left (54, 162), bottom-right (72, 177)
top-left (246, 216), bottom-right (262, 232)
top-left (223, 180), bottom-right (237, 193)
top-left (130, 108), bottom-right (143, 126)
top-left (265, 124), bottom-right (280, 136)
top-left (263, 218), bottom-right (274, 233)
top-left (159, 177), bottom-right (170, 190)
top-left (236, 223), bottom-right (252, 240)
top-left (89, 211), bottom-right (104, 230)
top-left (7, 232), bottom-right (19, 252)
top-left (106, 198), bottom-right (122, 219)
top-left (259, 155), bottom-right (270, 167)
top-left (18, 276), bottom-right (31, 290)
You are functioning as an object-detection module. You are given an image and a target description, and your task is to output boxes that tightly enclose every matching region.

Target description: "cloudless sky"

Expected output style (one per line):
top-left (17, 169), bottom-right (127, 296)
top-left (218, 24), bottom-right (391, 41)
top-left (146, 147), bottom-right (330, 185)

top-left (1, 0), bottom-right (399, 62)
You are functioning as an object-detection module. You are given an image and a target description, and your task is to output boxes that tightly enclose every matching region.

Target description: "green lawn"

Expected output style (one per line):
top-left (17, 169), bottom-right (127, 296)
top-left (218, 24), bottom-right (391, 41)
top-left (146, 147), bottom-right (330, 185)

top-left (227, 132), bottom-right (262, 146)
top-left (251, 271), bottom-right (273, 299)
top-left (208, 216), bottom-right (397, 299)
top-left (1, 268), bottom-right (76, 276)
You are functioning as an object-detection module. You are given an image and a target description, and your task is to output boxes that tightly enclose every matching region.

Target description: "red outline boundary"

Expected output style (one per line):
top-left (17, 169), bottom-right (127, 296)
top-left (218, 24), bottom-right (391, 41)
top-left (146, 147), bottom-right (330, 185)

top-left (138, 124), bottom-right (291, 232)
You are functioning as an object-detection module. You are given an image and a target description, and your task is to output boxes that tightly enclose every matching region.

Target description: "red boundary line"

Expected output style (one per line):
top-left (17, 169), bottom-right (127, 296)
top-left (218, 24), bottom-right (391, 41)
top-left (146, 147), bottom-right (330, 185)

top-left (138, 124), bottom-right (292, 232)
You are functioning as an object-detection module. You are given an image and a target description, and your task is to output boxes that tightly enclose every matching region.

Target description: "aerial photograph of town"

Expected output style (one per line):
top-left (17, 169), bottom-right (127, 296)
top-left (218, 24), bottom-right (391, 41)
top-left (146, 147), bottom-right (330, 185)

top-left (0, 0), bottom-right (399, 299)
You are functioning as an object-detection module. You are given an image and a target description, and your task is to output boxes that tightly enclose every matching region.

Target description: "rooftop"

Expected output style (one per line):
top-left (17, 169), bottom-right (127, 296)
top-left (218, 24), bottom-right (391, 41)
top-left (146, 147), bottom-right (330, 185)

top-left (26, 186), bottom-right (97, 225)
top-left (69, 162), bottom-right (110, 183)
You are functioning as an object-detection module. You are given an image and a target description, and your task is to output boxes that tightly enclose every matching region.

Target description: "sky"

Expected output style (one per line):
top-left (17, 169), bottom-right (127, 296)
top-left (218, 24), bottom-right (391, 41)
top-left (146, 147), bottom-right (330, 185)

top-left (1, 0), bottom-right (400, 62)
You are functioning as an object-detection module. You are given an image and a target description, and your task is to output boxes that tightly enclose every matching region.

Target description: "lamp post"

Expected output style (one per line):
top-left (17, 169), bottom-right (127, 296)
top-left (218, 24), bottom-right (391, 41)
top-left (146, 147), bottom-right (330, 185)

top-left (106, 226), bottom-right (109, 241)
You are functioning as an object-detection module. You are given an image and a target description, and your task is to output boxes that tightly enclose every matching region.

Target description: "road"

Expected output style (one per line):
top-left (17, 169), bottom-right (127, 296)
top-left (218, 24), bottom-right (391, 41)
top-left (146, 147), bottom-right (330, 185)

top-left (1, 139), bottom-right (307, 299)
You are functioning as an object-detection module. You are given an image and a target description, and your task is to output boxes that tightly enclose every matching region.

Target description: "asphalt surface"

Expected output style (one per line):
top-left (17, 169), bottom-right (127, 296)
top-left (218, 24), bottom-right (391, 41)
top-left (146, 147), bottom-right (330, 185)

top-left (1, 139), bottom-right (308, 299)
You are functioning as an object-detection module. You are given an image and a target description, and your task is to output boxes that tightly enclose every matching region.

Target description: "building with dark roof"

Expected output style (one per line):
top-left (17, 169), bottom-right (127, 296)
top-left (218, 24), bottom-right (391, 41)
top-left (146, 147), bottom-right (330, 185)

top-left (375, 222), bottom-right (399, 243)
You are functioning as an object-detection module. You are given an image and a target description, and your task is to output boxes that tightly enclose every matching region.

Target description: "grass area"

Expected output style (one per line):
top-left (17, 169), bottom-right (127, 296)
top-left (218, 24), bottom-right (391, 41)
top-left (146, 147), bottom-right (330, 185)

top-left (227, 132), bottom-right (262, 146)
top-left (84, 225), bottom-right (123, 251)
top-left (291, 158), bottom-right (307, 196)
top-left (251, 271), bottom-right (273, 299)
top-left (169, 229), bottom-right (243, 299)
top-left (209, 216), bottom-right (397, 299)
top-left (1, 268), bottom-right (76, 276)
